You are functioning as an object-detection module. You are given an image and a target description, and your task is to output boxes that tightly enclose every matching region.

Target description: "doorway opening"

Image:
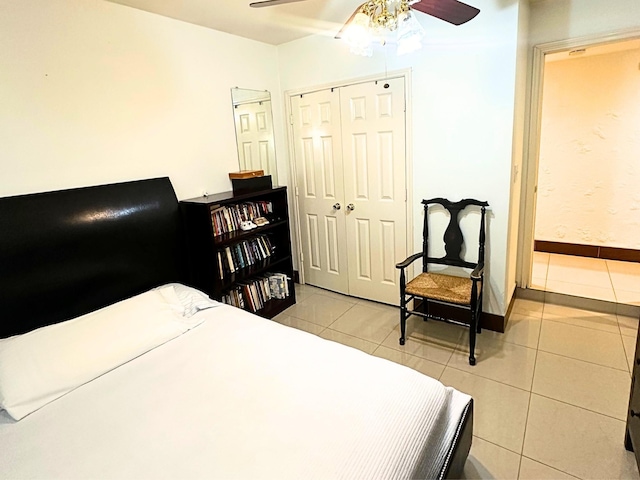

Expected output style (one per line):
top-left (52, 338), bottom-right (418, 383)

top-left (520, 30), bottom-right (640, 311)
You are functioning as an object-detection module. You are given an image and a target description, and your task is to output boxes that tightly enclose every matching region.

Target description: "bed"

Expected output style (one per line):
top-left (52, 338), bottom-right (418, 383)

top-left (0, 177), bottom-right (473, 479)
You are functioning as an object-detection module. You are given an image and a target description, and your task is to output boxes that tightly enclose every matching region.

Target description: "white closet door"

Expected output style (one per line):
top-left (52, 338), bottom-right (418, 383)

top-left (234, 100), bottom-right (276, 175)
top-left (291, 89), bottom-right (349, 294)
top-left (340, 78), bottom-right (407, 304)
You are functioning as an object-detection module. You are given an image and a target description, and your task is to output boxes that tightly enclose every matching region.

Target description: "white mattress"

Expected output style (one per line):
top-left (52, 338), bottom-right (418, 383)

top-left (0, 302), bottom-right (471, 480)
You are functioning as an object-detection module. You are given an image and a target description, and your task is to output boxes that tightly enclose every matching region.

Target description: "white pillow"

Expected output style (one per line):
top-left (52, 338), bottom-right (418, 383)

top-left (0, 288), bottom-right (189, 421)
top-left (155, 283), bottom-right (221, 318)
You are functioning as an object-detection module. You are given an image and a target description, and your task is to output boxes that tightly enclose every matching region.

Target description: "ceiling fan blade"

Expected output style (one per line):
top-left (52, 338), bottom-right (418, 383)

top-left (335, 5), bottom-right (363, 40)
top-left (411, 0), bottom-right (480, 25)
top-left (249, 0), bottom-right (308, 7)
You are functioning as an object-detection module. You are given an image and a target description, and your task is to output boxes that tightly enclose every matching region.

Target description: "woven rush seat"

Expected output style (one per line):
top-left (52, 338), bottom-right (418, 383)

top-left (405, 272), bottom-right (472, 305)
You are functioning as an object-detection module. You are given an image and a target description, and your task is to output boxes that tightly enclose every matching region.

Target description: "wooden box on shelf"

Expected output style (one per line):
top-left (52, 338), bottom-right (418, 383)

top-left (180, 186), bottom-right (296, 319)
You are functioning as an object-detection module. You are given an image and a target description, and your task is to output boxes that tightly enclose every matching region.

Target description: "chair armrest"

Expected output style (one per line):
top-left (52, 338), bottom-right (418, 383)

top-left (470, 263), bottom-right (484, 281)
top-left (396, 252), bottom-right (423, 269)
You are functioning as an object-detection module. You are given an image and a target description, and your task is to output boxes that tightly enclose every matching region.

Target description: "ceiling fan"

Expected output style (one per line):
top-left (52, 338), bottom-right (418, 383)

top-left (248, 0), bottom-right (481, 31)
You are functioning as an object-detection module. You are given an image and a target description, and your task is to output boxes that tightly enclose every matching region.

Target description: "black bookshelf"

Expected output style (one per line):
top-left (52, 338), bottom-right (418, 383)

top-left (180, 187), bottom-right (296, 319)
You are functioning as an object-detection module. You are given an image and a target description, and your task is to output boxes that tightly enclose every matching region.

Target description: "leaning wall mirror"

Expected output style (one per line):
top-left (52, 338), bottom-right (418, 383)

top-left (231, 87), bottom-right (278, 184)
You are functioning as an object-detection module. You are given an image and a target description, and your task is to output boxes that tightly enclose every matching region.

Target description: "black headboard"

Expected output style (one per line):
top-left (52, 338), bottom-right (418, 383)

top-left (0, 177), bottom-right (187, 338)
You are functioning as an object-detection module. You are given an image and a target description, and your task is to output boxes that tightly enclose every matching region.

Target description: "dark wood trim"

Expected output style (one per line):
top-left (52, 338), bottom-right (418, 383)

top-left (293, 270), bottom-right (300, 284)
top-left (535, 240), bottom-right (640, 263)
top-left (600, 246), bottom-right (640, 263)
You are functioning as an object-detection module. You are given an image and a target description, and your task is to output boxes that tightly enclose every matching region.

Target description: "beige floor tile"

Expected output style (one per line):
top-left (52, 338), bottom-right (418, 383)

top-left (530, 277), bottom-right (547, 290)
top-left (271, 314), bottom-right (325, 336)
top-left (462, 436), bottom-right (521, 480)
top-left (542, 302), bottom-right (620, 334)
top-left (512, 298), bottom-right (544, 319)
top-left (318, 328), bottom-right (378, 354)
top-left (301, 284), bottom-right (358, 302)
top-left (372, 345), bottom-right (445, 379)
top-left (622, 334), bottom-right (637, 375)
top-left (470, 314), bottom-right (537, 349)
top-left (532, 351), bottom-right (631, 421)
top-left (547, 255), bottom-right (612, 286)
top-left (607, 260), bottom-right (640, 292)
top-left (616, 289), bottom-right (640, 307)
top-left (538, 321), bottom-right (628, 371)
top-left (329, 304), bottom-right (397, 344)
top-left (440, 367), bottom-right (530, 453)
top-left (354, 297), bottom-right (397, 310)
top-left (380, 318), bottom-right (463, 366)
top-left (532, 252), bottom-right (550, 279)
top-left (284, 293), bottom-right (354, 327)
top-left (518, 457), bottom-right (578, 480)
top-left (486, 312), bottom-right (541, 349)
top-left (523, 395), bottom-right (639, 480)
top-left (448, 334), bottom-right (537, 391)
top-left (619, 314), bottom-right (640, 338)
top-left (544, 291), bottom-right (616, 313)
top-left (293, 283), bottom-right (318, 302)
top-left (548, 253), bottom-right (608, 271)
top-left (544, 279), bottom-right (616, 302)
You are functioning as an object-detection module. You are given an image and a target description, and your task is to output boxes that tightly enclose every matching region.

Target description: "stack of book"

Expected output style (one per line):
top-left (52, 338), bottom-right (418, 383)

top-left (220, 272), bottom-right (290, 313)
top-left (216, 235), bottom-right (274, 279)
top-left (268, 273), bottom-right (289, 300)
top-left (210, 201), bottom-right (273, 236)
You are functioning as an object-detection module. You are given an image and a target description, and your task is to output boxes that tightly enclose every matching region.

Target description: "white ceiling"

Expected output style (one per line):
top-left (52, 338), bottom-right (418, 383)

top-left (106, 0), bottom-right (359, 45)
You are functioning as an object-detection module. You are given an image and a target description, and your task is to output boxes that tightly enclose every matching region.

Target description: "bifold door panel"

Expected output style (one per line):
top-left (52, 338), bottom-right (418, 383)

top-left (292, 78), bottom-right (407, 304)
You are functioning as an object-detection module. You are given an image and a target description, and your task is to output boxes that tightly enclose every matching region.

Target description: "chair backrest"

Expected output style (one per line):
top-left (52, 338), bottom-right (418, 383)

top-left (422, 198), bottom-right (489, 272)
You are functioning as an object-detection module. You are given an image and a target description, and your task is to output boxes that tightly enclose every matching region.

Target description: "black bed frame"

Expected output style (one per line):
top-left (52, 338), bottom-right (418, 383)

top-left (0, 177), bottom-right (472, 479)
top-left (0, 177), bottom-right (186, 338)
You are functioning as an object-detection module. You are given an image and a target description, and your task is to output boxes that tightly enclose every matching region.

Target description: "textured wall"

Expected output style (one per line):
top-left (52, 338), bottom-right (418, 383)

top-left (535, 48), bottom-right (640, 248)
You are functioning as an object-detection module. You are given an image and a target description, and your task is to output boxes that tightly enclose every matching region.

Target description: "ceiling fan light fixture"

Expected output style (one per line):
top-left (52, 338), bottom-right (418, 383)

top-left (396, 10), bottom-right (424, 55)
top-left (343, 12), bottom-right (374, 56)
top-left (341, 0), bottom-right (424, 57)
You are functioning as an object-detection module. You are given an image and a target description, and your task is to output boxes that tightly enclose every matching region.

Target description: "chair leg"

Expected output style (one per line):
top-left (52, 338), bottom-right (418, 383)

top-left (476, 294), bottom-right (483, 334)
top-left (469, 311), bottom-right (477, 366)
top-left (399, 301), bottom-right (407, 346)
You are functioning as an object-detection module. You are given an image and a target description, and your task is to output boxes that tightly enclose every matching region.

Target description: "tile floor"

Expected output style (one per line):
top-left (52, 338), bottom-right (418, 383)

top-left (274, 283), bottom-right (640, 479)
top-left (531, 252), bottom-right (640, 307)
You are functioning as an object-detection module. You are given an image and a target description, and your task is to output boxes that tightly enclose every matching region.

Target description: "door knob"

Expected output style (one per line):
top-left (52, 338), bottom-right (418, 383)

top-left (333, 203), bottom-right (341, 210)
top-left (346, 204), bottom-right (355, 211)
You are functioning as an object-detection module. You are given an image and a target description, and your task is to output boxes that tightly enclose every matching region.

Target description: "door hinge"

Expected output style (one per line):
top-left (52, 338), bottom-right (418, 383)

top-left (300, 252), bottom-right (304, 263)
top-left (295, 186), bottom-right (299, 196)
top-left (289, 114), bottom-right (294, 125)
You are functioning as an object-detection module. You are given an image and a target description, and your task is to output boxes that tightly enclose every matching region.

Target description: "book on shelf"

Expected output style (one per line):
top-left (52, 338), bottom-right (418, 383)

top-left (209, 200), bottom-right (274, 236)
top-left (219, 272), bottom-right (290, 312)
top-left (216, 235), bottom-right (274, 279)
top-left (268, 272), bottom-right (289, 299)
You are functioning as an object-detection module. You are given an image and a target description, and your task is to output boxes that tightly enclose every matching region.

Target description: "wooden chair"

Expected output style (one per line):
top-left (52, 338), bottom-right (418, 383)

top-left (396, 198), bottom-right (489, 365)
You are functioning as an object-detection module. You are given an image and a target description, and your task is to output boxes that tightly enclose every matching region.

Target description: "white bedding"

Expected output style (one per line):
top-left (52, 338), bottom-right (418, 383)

top-left (0, 287), bottom-right (471, 480)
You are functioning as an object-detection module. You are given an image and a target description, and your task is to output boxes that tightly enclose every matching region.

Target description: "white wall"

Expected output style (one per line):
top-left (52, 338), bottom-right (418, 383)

top-left (529, 0), bottom-right (640, 46)
top-left (506, 0), bottom-right (530, 303)
top-left (0, 0), bottom-right (281, 200)
top-left (535, 48), bottom-right (640, 249)
top-left (277, 0), bottom-right (524, 315)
